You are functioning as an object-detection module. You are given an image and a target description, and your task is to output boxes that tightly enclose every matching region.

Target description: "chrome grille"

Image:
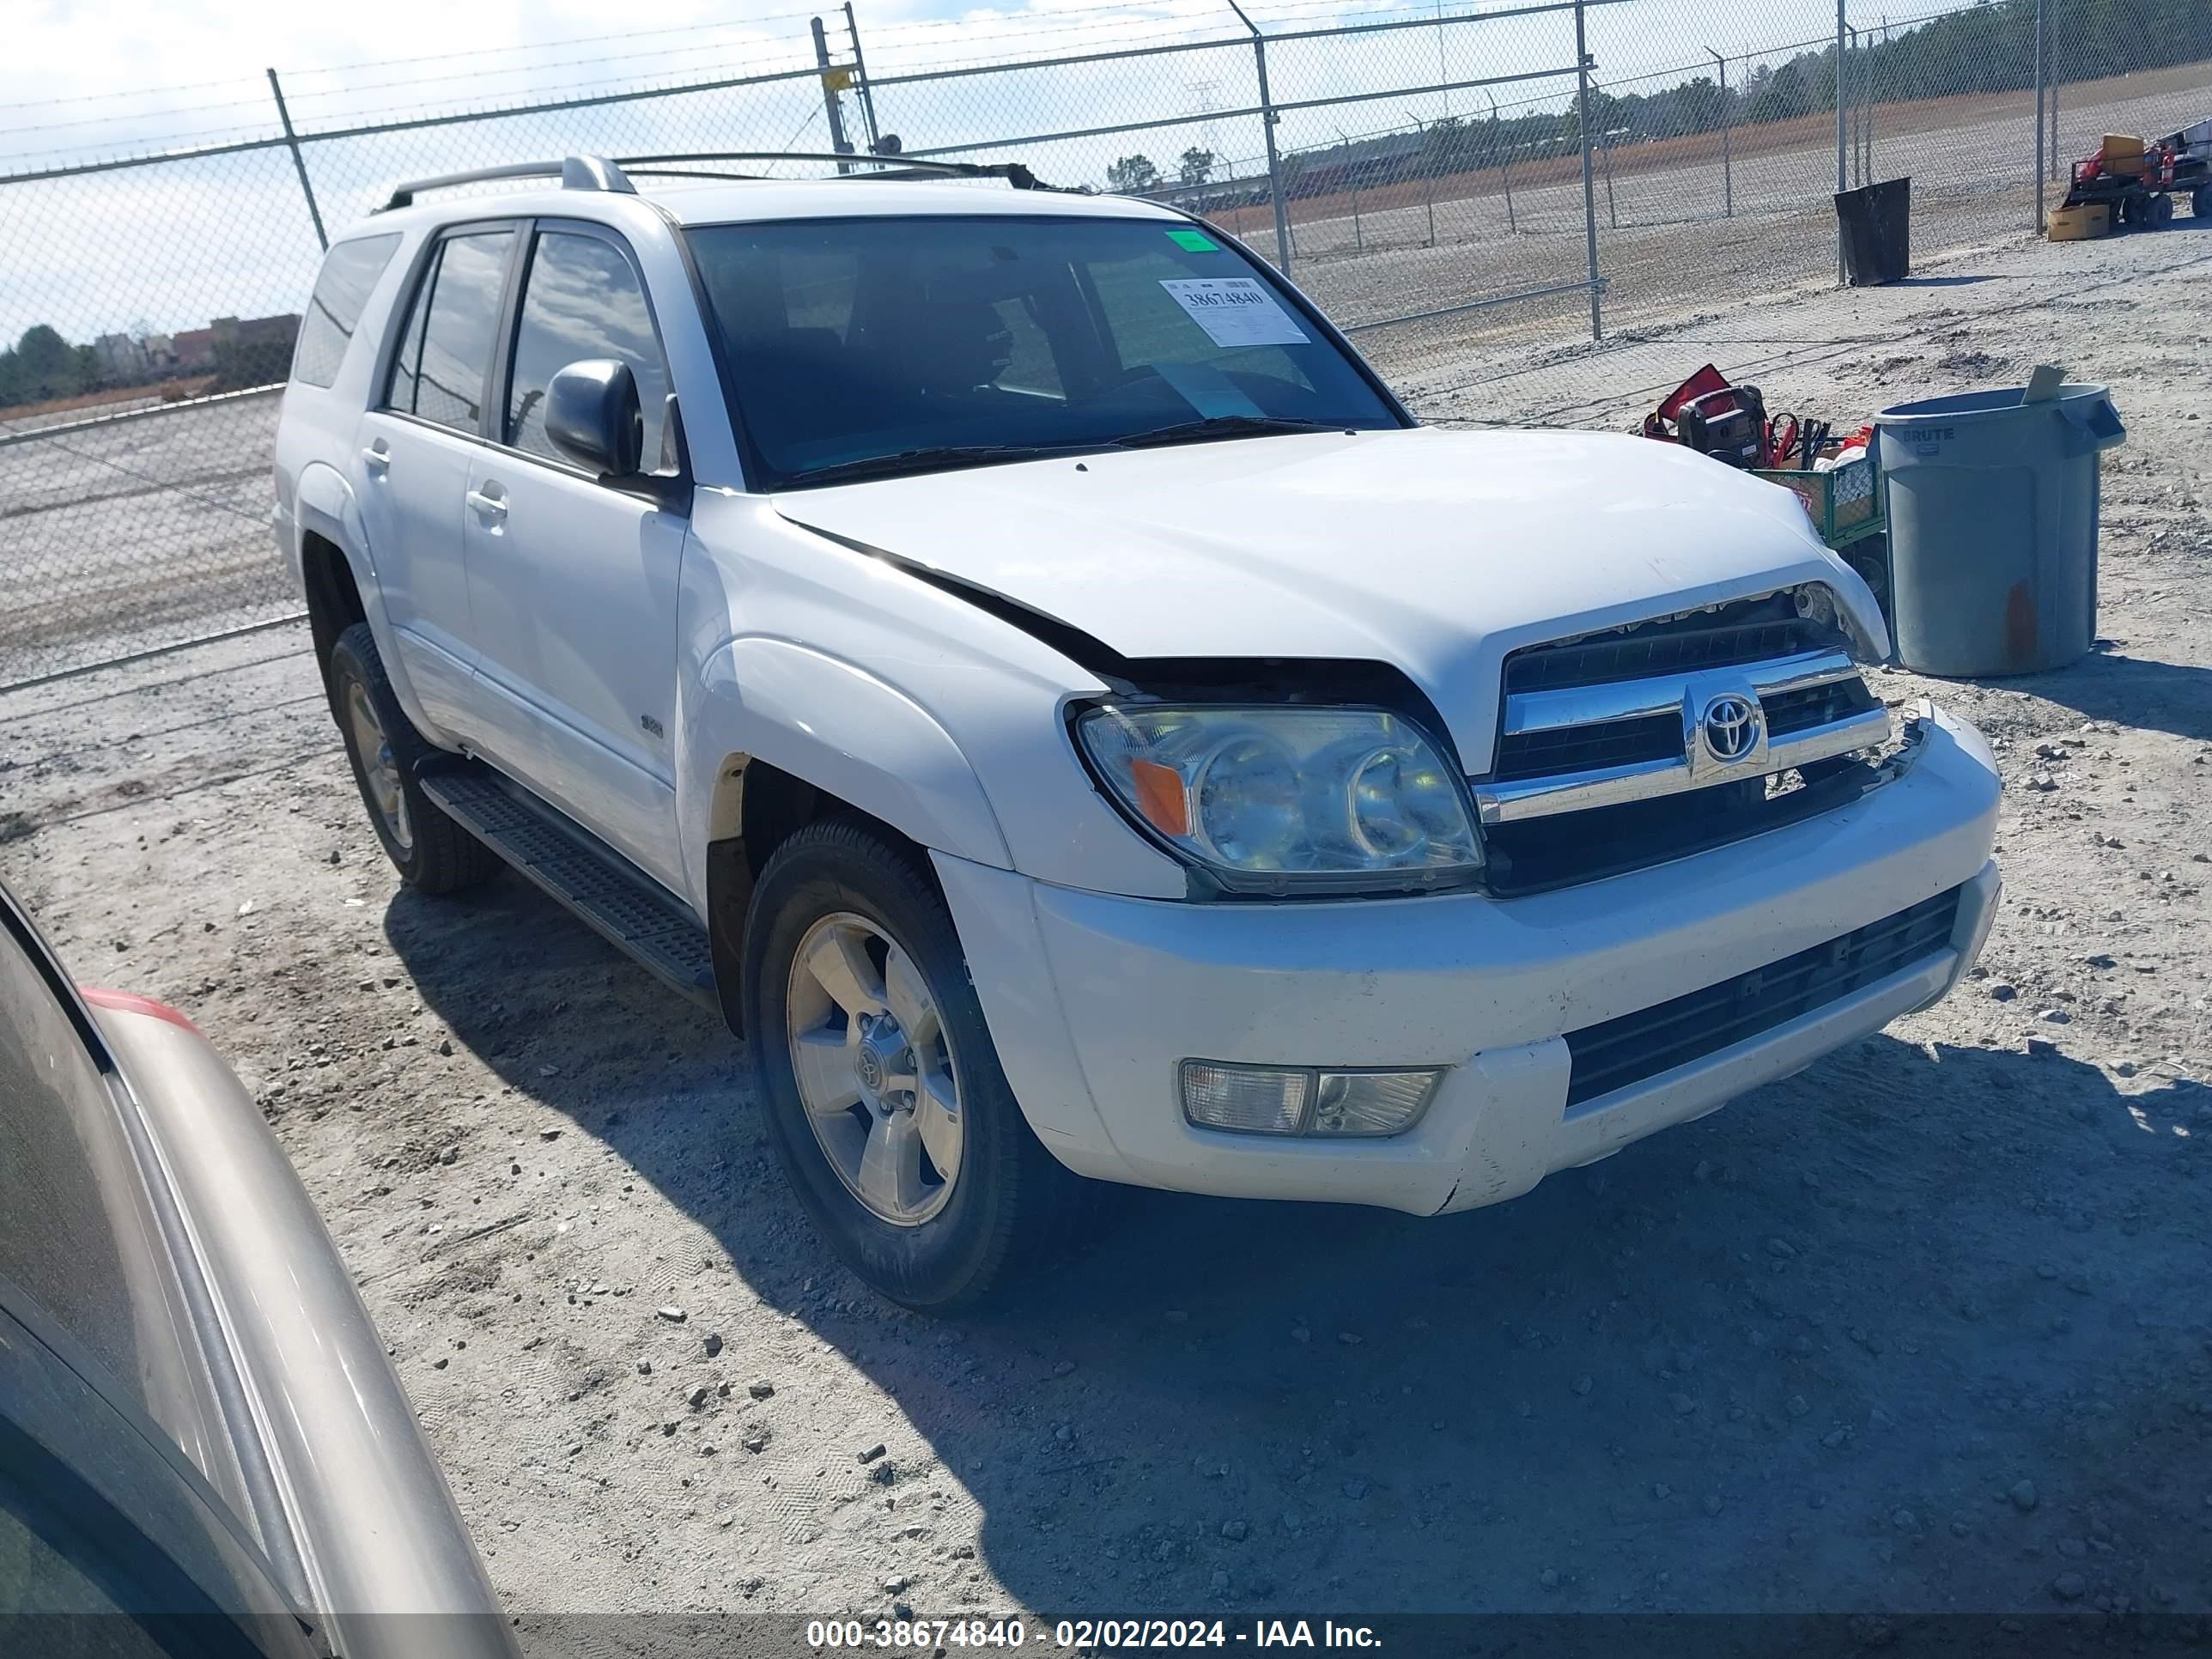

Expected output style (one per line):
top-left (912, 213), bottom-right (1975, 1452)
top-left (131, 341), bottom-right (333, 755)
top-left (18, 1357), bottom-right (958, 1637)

top-left (1763, 677), bottom-right (1881, 737)
top-left (1475, 647), bottom-right (1888, 826)
top-left (1473, 592), bottom-right (1895, 892)
top-left (1492, 712), bottom-right (1679, 781)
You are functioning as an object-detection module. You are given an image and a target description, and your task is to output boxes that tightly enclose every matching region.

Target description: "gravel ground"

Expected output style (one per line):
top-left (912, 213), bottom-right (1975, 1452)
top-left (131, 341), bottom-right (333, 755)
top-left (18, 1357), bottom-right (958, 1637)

top-left (2, 216), bottom-right (2209, 1631)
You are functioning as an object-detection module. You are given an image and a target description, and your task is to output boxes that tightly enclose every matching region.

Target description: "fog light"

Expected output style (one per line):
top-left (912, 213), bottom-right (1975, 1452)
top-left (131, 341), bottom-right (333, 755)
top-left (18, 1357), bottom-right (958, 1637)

top-left (1180, 1062), bottom-right (1310, 1135)
top-left (1179, 1062), bottom-right (1443, 1137)
top-left (1312, 1070), bottom-right (1441, 1136)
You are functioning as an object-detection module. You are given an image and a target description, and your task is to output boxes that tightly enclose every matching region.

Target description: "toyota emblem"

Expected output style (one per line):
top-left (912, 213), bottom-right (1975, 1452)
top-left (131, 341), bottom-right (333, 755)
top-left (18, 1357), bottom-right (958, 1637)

top-left (1700, 693), bottom-right (1761, 763)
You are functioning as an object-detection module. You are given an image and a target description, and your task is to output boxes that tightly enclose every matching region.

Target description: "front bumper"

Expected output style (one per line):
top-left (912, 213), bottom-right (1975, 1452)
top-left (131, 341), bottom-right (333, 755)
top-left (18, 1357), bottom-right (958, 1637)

top-left (936, 706), bottom-right (2001, 1215)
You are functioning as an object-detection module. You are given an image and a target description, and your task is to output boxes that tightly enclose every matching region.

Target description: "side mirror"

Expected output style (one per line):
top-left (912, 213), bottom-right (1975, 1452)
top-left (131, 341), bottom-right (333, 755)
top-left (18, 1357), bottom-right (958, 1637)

top-left (545, 359), bottom-right (643, 477)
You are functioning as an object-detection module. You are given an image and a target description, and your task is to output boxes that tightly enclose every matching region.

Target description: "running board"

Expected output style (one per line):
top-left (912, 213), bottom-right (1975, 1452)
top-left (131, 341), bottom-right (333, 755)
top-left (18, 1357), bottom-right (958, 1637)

top-left (418, 764), bottom-right (718, 1011)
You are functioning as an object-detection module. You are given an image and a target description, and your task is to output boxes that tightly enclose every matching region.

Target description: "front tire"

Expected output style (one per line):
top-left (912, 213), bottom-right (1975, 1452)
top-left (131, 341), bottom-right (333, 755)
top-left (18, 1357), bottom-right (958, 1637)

top-left (327, 623), bottom-right (498, 896)
top-left (741, 818), bottom-right (1103, 1310)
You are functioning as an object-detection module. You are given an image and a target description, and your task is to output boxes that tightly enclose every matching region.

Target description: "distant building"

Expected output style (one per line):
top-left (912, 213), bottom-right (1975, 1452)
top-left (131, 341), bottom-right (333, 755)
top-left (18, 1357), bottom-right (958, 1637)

top-left (94, 332), bottom-right (151, 383)
top-left (166, 313), bottom-right (300, 381)
top-left (171, 326), bottom-right (217, 372)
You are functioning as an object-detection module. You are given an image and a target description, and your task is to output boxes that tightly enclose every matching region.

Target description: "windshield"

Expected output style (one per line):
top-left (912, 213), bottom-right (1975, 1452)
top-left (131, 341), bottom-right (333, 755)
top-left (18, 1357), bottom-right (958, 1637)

top-left (684, 214), bottom-right (1403, 489)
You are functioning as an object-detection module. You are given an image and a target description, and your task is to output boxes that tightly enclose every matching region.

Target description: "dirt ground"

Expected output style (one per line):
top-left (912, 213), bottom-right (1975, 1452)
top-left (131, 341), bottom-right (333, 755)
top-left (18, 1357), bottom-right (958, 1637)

top-left (3, 215), bottom-right (2209, 1632)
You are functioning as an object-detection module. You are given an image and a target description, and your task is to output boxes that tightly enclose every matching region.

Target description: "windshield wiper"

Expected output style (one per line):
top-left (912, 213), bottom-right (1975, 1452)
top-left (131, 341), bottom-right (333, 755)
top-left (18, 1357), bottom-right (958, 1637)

top-left (1109, 415), bottom-right (1359, 450)
top-left (787, 444), bottom-right (1072, 487)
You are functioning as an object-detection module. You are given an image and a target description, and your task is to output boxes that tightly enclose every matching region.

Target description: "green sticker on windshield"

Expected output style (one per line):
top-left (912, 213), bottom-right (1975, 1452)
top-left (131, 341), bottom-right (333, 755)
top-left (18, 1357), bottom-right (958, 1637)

top-left (1166, 228), bottom-right (1221, 252)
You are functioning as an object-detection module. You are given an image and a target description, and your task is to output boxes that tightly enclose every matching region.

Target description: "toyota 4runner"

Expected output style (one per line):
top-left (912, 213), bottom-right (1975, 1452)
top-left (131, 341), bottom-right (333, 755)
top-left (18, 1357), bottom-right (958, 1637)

top-left (273, 153), bottom-right (2001, 1309)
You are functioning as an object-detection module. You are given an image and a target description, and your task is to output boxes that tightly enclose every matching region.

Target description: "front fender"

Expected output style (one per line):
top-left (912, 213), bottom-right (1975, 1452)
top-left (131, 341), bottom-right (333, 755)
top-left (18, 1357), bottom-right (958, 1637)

top-left (680, 635), bottom-right (1013, 906)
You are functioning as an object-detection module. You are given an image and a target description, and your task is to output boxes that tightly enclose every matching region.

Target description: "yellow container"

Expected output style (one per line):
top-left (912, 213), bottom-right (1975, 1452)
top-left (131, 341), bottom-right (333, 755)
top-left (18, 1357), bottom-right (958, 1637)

top-left (2048, 203), bottom-right (2111, 240)
top-left (2100, 133), bottom-right (2148, 174)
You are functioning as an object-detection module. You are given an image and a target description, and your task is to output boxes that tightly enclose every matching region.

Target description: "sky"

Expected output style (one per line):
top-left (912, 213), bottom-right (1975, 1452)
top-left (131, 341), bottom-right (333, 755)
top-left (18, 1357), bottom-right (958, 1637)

top-left (2, 0), bottom-right (1938, 343)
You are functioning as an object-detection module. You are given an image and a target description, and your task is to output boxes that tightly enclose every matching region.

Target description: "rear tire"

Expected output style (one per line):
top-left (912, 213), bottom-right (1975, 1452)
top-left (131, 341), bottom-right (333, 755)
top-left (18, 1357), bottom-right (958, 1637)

top-left (2195, 185), bottom-right (2211, 218)
top-left (2152, 191), bottom-right (2175, 227)
top-left (327, 623), bottom-right (499, 896)
top-left (741, 817), bottom-right (1107, 1310)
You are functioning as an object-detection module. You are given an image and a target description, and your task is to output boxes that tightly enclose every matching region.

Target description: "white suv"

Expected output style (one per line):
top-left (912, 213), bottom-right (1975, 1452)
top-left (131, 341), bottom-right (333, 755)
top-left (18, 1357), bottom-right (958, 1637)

top-left (274, 153), bottom-right (2001, 1309)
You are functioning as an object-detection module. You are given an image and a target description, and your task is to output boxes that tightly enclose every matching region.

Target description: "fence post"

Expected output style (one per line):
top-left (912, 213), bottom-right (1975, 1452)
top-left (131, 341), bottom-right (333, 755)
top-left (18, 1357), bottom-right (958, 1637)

top-left (1708, 49), bottom-right (1732, 217)
top-left (1225, 0), bottom-right (1292, 272)
top-left (843, 1), bottom-right (884, 154)
top-left (2048, 1), bottom-right (2061, 181)
top-left (1835, 0), bottom-right (1847, 283)
top-left (2033, 0), bottom-right (2047, 229)
top-left (1574, 0), bottom-right (1601, 340)
top-left (1864, 32), bottom-right (1876, 180)
top-left (1487, 94), bottom-right (1516, 234)
top-left (1339, 130), bottom-right (1364, 253)
top-left (1409, 114), bottom-right (1437, 246)
top-left (811, 17), bottom-right (854, 173)
top-left (2049, 26), bottom-right (2061, 179)
top-left (265, 68), bottom-right (326, 253)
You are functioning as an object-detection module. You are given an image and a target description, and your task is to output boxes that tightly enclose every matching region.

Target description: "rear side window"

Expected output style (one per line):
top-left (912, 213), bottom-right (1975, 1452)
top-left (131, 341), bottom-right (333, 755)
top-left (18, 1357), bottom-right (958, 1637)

top-left (505, 229), bottom-right (671, 468)
top-left (383, 228), bottom-right (513, 434)
top-left (290, 234), bottom-right (400, 388)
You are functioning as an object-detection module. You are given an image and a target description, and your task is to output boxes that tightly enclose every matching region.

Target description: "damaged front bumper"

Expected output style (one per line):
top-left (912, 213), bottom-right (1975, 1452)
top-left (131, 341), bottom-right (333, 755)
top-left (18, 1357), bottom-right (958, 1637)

top-left (935, 703), bottom-right (2002, 1214)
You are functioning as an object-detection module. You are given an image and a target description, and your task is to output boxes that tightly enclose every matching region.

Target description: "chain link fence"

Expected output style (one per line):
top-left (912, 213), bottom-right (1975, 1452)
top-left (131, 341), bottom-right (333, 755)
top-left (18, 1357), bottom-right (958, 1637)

top-left (4, 0), bottom-right (2208, 686)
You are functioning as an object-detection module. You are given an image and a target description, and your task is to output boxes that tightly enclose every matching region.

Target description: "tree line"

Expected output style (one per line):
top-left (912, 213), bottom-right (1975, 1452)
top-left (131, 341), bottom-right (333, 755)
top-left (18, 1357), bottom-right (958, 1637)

top-left (1113, 0), bottom-right (2209, 195)
top-left (0, 325), bottom-right (102, 409)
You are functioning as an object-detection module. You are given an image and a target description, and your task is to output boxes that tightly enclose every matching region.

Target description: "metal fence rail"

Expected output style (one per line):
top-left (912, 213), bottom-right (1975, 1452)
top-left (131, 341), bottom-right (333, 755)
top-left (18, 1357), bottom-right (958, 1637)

top-left (3, 0), bottom-right (2208, 686)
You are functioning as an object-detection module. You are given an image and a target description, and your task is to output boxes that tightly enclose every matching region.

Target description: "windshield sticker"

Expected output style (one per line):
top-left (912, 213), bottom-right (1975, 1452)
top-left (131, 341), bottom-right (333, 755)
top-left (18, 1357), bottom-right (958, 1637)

top-left (1158, 278), bottom-right (1310, 349)
top-left (1153, 359), bottom-right (1265, 419)
top-left (1165, 228), bottom-right (1221, 252)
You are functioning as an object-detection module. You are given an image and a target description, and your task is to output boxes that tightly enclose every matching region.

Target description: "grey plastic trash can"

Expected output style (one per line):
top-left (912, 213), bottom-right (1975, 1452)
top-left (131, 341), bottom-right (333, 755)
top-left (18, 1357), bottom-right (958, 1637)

top-left (1875, 383), bottom-right (2125, 676)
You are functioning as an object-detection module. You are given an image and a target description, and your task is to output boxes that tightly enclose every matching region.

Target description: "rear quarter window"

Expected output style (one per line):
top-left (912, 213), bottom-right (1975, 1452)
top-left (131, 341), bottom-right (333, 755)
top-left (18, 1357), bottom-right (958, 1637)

top-left (290, 234), bottom-right (402, 389)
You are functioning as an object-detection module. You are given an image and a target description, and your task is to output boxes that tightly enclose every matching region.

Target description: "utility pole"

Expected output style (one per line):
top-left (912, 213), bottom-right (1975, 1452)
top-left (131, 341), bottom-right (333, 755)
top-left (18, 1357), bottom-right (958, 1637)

top-left (811, 16), bottom-right (854, 173)
top-left (1708, 47), bottom-right (1732, 217)
top-left (1574, 0), bottom-right (1601, 339)
top-left (843, 2), bottom-right (882, 154)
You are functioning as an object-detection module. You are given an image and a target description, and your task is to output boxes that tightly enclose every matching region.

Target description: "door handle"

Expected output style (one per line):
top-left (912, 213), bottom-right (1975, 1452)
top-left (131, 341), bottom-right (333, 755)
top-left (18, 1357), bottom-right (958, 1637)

top-left (465, 488), bottom-right (507, 519)
top-left (360, 444), bottom-right (389, 471)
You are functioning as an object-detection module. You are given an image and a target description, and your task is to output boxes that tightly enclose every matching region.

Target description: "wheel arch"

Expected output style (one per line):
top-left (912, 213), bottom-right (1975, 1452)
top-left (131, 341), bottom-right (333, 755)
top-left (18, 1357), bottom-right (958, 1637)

top-left (688, 637), bottom-right (1013, 1035)
top-left (299, 530), bottom-right (367, 697)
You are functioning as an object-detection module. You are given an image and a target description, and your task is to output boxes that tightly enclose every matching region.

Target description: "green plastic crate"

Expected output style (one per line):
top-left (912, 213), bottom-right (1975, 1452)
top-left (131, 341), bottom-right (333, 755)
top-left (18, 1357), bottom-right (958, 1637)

top-left (1753, 452), bottom-right (1884, 550)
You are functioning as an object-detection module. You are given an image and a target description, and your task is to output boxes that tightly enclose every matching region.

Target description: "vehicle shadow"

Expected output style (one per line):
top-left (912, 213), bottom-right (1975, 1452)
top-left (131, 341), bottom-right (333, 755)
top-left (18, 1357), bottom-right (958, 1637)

top-left (1948, 650), bottom-right (2212, 744)
top-left (384, 881), bottom-right (2210, 1617)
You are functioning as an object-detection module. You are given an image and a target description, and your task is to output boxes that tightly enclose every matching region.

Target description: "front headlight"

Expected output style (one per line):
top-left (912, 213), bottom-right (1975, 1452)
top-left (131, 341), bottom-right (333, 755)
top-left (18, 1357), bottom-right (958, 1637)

top-left (1075, 703), bottom-right (1482, 894)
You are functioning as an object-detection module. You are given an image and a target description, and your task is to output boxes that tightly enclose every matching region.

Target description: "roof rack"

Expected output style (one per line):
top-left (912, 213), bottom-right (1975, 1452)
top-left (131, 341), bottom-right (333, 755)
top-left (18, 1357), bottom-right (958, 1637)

top-left (378, 151), bottom-right (1067, 212)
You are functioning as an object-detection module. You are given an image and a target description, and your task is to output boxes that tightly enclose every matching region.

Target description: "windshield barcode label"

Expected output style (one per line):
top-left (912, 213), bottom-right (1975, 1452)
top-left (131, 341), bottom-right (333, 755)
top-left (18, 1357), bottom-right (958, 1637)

top-left (1158, 278), bottom-right (1310, 349)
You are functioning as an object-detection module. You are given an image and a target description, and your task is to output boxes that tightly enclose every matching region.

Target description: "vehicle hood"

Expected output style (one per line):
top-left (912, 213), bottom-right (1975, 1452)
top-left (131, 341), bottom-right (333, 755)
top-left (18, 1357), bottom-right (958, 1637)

top-left (771, 426), bottom-right (1883, 771)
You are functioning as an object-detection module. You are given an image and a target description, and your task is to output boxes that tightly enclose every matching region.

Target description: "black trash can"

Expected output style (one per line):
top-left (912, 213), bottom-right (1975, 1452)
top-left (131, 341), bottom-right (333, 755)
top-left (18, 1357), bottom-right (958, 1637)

top-left (1836, 177), bottom-right (1911, 285)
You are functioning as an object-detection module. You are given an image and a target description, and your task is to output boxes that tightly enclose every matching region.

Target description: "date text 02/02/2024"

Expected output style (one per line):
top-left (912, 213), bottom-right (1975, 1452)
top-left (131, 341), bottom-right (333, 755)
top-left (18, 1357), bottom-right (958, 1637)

top-left (802, 1618), bottom-right (1384, 1649)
